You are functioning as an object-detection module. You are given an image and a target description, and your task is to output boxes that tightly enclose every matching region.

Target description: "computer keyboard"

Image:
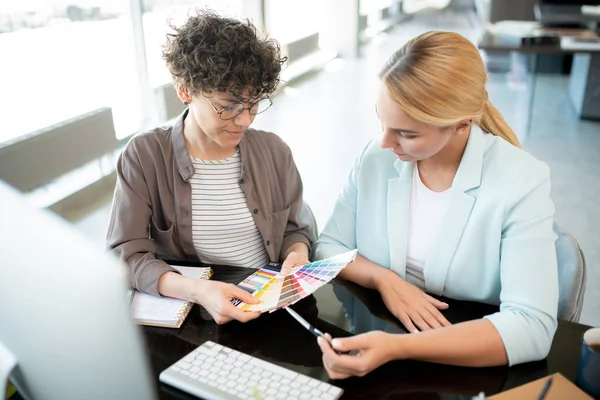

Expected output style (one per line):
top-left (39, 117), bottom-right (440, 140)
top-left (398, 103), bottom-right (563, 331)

top-left (159, 341), bottom-right (344, 400)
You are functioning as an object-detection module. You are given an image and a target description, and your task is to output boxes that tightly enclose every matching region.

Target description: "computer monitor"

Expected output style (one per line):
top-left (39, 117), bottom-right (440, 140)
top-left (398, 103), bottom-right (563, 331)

top-left (540, 0), bottom-right (600, 4)
top-left (0, 181), bottom-right (157, 400)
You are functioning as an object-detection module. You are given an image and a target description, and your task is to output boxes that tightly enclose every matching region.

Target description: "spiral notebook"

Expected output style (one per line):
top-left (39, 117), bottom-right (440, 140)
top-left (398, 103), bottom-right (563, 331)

top-left (129, 265), bottom-right (212, 328)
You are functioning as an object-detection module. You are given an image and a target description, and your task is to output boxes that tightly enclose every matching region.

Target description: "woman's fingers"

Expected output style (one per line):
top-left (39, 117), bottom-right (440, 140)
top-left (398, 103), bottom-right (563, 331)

top-left (426, 294), bottom-right (449, 310)
top-left (234, 309), bottom-right (261, 323)
top-left (419, 307), bottom-right (443, 329)
top-left (394, 309), bottom-right (419, 333)
top-left (229, 284), bottom-right (260, 304)
top-left (426, 303), bottom-right (452, 327)
top-left (408, 312), bottom-right (431, 331)
top-left (318, 338), bottom-right (363, 379)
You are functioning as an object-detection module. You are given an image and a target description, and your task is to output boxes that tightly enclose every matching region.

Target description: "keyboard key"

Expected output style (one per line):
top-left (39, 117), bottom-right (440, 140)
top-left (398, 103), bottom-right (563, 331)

top-left (204, 341), bottom-right (215, 347)
top-left (318, 382), bottom-right (331, 392)
top-left (183, 354), bottom-right (195, 363)
top-left (308, 379), bottom-right (319, 388)
top-left (261, 370), bottom-right (272, 378)
top-left (257, 384), bottom-right (268, 392)
top-left (281, 378), bottom-right (291, 385)
top-left (249, 358), bottom-right (297, 379)
top-left (190, 374), bottom-right (198, 380)
top-left (238, 353), bottom-right (251, 362)
top-left (197, 346), bottom-right (218, 358)
top-left (279, 385), bottom-right (290, 393)
top-left (299, 394), bottom-right (311, 400)
top-left (222, 347), bottom-right (232, 353)
top-left (177, 361), bottom-right (191, 370)
top-left (181, 370), bottom-right (190, 376)
top-left (311, 388), bottom-right (323, 397)
top-left (296, 375), bottom-right (309, 384)
top-left (328, 386), bottom-right (343, 396)
top-left (190, 366), bottom-right (200, 374)
top-left (290, 381), bottom-right (301, 389)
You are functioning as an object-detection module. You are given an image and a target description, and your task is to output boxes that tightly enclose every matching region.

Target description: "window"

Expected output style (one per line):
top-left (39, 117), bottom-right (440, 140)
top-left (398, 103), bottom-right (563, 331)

top-left (0, 0), bottom-right (142, 143)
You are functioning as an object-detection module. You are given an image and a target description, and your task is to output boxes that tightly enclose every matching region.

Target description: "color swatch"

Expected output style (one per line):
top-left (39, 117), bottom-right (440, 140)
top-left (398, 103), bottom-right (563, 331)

top-left (233, 249), bottom-right (357, 313)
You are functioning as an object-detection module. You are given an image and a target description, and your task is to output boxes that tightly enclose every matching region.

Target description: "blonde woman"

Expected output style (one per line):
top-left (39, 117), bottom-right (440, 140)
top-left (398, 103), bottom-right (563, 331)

top-left (315, 31), bottom-right (558, 378)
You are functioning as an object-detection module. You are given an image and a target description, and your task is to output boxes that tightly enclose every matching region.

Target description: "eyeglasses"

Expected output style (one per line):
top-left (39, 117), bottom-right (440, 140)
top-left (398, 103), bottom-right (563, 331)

top-left (204, 96), bottom-right (272, 120)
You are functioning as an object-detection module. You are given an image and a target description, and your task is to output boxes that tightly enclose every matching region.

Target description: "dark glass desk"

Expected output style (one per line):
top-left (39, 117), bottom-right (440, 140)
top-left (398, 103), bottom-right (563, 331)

top-left (141, 267), bottom-right (591, 400)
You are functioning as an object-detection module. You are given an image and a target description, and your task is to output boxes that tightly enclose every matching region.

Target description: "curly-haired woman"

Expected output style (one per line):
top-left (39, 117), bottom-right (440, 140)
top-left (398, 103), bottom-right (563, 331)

top-left (107, 10), bottom-right (315, 324)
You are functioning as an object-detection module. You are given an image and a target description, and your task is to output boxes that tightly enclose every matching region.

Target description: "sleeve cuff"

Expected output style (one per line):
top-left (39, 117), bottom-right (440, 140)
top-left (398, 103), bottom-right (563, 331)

top-left (484, 311), bottom-right (555, 366)
top-left (281, 233), bottom-right (313, 261)
top-left (134, 260), bottom-right (180, 297)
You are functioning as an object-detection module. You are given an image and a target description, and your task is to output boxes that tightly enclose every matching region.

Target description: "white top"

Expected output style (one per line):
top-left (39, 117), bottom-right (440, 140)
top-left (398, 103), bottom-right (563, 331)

top-left (405, 165), bottom-right (451, 290)
top-left (190, 151), bottom-right (269, 269)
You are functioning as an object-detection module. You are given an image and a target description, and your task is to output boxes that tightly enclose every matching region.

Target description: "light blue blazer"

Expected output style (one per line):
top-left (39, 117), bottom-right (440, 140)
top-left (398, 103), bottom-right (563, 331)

top-left (315, 126), bottom-right (559, 366)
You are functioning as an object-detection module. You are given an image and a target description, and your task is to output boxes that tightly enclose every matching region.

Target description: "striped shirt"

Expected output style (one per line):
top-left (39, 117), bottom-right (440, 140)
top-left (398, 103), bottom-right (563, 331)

top-left (190, 151), bottom-right (270, 269)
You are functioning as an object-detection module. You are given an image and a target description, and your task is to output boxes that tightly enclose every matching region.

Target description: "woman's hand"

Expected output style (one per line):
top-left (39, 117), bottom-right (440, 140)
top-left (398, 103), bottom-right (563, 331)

top-left (193, 280), bottom-right (261, 325)
top-left (280, 251), bottom-right (310, 275)
top-left (374, 269), bottom-right (451, 332)
top-left (317, 331), bottom-right (397, 379)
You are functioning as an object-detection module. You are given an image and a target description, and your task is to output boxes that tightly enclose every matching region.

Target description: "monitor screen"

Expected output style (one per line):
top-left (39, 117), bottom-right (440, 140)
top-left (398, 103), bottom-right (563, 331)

top-left (0, 181), bottom-right (157, 400)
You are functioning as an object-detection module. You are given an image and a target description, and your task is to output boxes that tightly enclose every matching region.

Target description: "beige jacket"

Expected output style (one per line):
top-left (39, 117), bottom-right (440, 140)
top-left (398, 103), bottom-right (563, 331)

top-left (107, 111), bottom-right (315, 295)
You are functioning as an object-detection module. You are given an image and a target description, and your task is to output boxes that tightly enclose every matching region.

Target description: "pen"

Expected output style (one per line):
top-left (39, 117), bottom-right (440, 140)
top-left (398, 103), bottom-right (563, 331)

top-left (285, 307), bottom-right (348, 354)
top-left (536, 377), bottom-right (553, 400)
top-left (285, 307), bottom-right (328, 341)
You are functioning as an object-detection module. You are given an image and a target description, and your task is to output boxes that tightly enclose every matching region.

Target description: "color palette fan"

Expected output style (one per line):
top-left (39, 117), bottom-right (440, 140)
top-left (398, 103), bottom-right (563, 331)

top-left (233, 249), bottom-right (357, 313)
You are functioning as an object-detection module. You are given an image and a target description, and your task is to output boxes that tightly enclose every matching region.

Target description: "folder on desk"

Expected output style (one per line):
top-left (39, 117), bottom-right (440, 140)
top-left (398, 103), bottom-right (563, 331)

top-left (489, 373), bottom-right (592, 400)
top-left (129, 265), bottom-right (212, 328)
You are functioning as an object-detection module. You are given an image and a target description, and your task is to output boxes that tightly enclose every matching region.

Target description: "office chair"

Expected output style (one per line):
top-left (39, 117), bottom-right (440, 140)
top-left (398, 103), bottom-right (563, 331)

top-left (300, 202), bottom-right (319, 259)
top-left (554, 222), bottom-right (587, 322)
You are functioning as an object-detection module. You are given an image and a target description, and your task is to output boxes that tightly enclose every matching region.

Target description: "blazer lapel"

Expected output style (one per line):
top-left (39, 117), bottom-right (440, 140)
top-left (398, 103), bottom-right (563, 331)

top-left (424, 127), bottom-right (485, 295)
top-left (387, 160), bottom-right (414, 278)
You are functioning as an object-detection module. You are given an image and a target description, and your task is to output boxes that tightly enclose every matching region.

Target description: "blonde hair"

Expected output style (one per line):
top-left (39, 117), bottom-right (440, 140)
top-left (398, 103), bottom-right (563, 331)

top-left (379, 31), bottom-right (521, 147)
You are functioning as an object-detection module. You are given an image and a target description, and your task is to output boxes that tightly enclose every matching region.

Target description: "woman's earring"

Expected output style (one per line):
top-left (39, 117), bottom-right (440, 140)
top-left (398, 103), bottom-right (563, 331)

top-left (184, 102), bottom-right (189, 105)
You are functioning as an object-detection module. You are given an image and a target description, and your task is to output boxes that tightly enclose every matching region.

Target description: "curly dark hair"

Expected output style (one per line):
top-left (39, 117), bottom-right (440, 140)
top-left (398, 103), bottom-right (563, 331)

top-left (162, 9), bottom-right (286, 99)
